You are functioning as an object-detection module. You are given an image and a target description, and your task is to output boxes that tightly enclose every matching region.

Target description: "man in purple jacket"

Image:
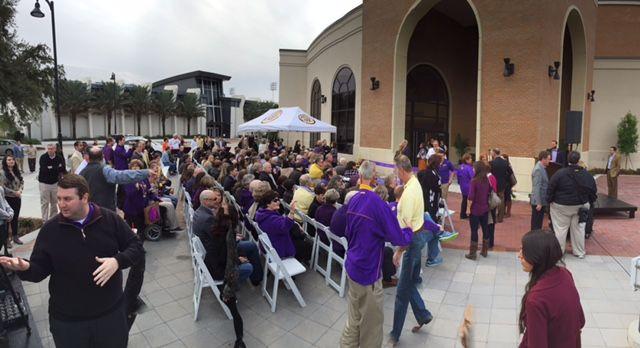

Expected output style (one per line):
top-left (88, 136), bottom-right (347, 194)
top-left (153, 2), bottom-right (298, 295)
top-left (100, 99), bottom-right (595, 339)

top-left (340, 160), bottom-right (413, 348)
top-left (102, 137), bottom-right (115, 166)
top-left (113, 135), bottom-right (128, 170)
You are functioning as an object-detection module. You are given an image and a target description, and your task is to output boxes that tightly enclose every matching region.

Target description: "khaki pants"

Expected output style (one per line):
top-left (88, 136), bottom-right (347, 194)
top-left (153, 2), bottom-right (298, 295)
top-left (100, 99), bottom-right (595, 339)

top-left (340, 276), bottom-right (384, 348)
top-left (440, 183), bottom-right (450, 201)
top-left (607, 173), bottom-right (618, 199)
top-left (39, 183), bottom-right (58, 220)
top-left (16, 158), bottom-right (24, 173)
top-left (550, 202), bottom-right (588, 257)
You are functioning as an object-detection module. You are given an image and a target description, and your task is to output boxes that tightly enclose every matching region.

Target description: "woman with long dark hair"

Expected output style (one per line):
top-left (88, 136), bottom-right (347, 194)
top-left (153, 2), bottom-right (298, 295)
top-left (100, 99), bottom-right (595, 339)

top-left (2, 155), bottom-right (23, 246)
top-left (465, 161), bottom-right (491, 260)
top-left (204, 189), bottom-right (247, 348)
top-left (518, 229), bottom-right (584, 347)
top-left (417, 153), bottom-right (442, 221)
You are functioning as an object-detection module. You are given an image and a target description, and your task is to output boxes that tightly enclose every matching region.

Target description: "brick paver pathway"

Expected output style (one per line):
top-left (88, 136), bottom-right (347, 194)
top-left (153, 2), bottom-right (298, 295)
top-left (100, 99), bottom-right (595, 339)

top-left (443, 175), bottom-right (639, 257)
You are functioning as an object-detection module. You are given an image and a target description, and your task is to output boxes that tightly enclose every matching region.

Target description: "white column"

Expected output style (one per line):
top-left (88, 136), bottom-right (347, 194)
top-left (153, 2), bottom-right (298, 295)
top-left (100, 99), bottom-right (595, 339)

top-left (88, 113), bottom-right (94, 138)
top-left (121, 110), bottom-right (126, 135)
top-left (174, 115), bottom-right (179, 135)
top-left (148, 114), bottom-right (153, 137)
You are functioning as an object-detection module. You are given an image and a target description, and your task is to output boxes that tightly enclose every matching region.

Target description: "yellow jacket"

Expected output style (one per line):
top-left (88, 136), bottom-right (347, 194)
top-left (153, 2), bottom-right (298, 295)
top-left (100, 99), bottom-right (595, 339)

top-left (309, 163), bottom-right (323, 180)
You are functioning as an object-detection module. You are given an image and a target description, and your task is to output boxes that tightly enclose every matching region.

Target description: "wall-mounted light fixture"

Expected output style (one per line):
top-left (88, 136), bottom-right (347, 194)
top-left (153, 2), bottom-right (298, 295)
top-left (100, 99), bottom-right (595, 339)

top-left (370, 77), bottom-right (380, 90)
top-left (587, 90), bottom-right (595, 102)
top-left (320, 95), bottom-right (327, 104)
top-left (503, 58), bottom-right (515, 77)
top-left (548, 61), bottom-right (561, 80)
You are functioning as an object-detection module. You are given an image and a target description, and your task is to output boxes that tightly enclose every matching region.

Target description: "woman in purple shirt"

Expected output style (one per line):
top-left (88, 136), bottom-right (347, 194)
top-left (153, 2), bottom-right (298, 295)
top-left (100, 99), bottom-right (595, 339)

top-left (465, 161), bottom-right (491, 260)
top-left (438, 152), bottom-right (456, 201)
top-left (255, 190), bottom-right (312, 263)
top-left (456, 153), bottom-right (475, 219)
top-left (123, 160), bottom-right (159, 233)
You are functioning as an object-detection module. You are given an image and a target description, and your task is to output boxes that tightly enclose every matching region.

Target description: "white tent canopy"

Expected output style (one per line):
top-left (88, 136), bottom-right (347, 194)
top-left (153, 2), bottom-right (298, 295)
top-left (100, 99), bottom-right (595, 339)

top-left (237, 107), bottom-right (336, 133)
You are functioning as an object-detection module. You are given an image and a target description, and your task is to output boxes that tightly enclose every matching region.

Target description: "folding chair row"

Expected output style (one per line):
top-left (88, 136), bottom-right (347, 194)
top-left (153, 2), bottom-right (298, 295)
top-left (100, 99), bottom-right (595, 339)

top-left (312, 221), bottom-right (348, 297)
top-left (191, 236), bottom-right (233, 321)
top-left (257, 233), bottom-right (307, 312)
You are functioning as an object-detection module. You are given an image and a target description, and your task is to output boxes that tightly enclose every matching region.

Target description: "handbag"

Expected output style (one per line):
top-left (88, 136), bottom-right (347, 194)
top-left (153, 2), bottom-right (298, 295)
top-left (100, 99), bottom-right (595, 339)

top-left (489, 187), bottom-right (501, 210)
top-left (509, 173), bottom-right (518, 187)
top-left (144, 202), bottom-right (161, 225)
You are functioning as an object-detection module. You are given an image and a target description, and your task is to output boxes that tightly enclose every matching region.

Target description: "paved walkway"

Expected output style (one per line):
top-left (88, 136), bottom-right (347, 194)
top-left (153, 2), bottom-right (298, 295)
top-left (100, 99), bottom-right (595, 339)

top-left (10, 167), bottom-right (640, 347)
top-left (16, 234), bottom-right (638, 347)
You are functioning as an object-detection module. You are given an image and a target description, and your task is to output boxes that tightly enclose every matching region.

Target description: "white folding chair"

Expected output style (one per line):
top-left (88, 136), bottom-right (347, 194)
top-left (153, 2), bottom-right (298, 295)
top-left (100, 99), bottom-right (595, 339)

top-left (312, 221), bottom-right (332, 281)
top-left (258, 234), bottom-right (307, 312)
top-left (322, 225), bottom-right (349, 297)
top-left (297, 210), bottom-right (318, 265)
top-left (191, 236), bottom-right (233, 321)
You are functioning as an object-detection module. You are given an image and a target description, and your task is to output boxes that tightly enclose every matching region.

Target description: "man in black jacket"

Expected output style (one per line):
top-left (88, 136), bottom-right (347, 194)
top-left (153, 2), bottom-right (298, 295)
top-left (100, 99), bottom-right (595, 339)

top-left (192, 189), bottom-right (262, 286)
top-left (38, 143), bottom-right (67, 220)
top-left (489, 148), bottom-right (512, 223)
top-left (547, 151), bottom-right (597, 258)
top-left (0, 174), bottom-right (143, 348)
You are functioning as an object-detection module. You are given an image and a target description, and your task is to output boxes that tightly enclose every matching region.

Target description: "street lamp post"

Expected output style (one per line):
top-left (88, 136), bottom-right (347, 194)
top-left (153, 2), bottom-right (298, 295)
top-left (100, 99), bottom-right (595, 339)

top-left (31, 0), bottom-right (63, 154)
top-left (111, 73), bottom-right (117, 135)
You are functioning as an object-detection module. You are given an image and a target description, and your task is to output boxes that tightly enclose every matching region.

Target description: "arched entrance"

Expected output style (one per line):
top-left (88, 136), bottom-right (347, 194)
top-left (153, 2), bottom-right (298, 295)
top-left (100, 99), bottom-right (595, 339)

top-left (406, 64), bottom-right (449, 160)
top-left (396, 0), bottom-right (481, 163)
top-left (558, 8), bottom-right (587, 150)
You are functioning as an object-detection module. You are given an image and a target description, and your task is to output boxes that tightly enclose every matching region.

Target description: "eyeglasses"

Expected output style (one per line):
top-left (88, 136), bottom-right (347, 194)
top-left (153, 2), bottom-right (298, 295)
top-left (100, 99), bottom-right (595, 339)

top-left (271, 198), bottom-right (280, 203)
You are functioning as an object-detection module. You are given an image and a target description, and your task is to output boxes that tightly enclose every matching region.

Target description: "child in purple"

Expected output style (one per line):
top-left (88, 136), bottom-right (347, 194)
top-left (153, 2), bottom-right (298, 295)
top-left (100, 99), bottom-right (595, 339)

top-left (456, 153), bottom-right (475, 219)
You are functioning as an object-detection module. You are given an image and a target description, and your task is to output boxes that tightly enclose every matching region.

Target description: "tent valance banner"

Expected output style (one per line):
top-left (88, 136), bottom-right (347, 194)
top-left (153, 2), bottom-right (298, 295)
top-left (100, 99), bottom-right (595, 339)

top-left (237, 107), bottom-right (336, 133)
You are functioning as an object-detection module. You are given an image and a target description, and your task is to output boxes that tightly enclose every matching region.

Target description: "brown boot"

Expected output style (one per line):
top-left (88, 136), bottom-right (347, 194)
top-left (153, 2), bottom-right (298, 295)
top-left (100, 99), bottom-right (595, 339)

top-left (481, 239), bottom-right (489, 257)
top-left (505, 201), bottom-right (512, 218)
top-left (465, 242), bottom-right (478, 260)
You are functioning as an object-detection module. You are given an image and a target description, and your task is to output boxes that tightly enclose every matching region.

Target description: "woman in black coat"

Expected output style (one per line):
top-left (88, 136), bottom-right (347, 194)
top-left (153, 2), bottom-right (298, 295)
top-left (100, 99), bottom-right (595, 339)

top-left (417, 154), bottom-right (443, 222)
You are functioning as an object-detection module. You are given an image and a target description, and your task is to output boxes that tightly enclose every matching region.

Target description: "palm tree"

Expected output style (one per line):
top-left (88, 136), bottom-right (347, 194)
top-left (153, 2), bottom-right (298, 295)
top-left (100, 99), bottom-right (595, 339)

top-left (58, 79), bottom-right (90, 139)
top-left (177, 93), bottom-right (204, 136)
top-left (153, 91), bottom-right (175, 137)
top-left (122, 85), bottom-right (151, 136)
top-left (92, 81), bottom-right (122, 136)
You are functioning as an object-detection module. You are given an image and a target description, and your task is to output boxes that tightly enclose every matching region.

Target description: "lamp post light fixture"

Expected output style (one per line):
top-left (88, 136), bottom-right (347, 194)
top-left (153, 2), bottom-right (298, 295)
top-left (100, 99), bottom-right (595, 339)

top-left (370, 77), bottom-right (380, 90)
top-left (320, 95), bottom-right (327, 104)
top-left (111, 72), bottom-right (117, 134)
top-left (503, 58), bottom-right (515, 77)
top-left (31, 0), bottom-right (63, 153)
top-left (548, 61), bottom-right (561, 80)
top-left (587, 90), bottom-right (595, 102)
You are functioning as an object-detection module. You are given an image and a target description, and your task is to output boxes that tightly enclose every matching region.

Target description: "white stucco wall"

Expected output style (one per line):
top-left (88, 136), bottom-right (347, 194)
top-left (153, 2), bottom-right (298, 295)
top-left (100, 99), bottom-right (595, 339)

top-left (278, 7), bottom-right (363, 158)
top-left (588, 58), bottom-right (640, 169)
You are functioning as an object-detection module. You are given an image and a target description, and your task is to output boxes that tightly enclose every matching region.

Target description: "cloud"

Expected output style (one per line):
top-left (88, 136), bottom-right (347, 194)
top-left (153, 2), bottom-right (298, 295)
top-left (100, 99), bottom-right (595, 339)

top-left (13, 0), bottom-right (362, 101)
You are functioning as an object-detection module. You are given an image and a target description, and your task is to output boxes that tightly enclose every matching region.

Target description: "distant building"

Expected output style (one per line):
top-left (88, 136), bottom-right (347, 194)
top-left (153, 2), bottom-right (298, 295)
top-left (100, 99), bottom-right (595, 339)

top-left (30, 70), bottom-right (244, 140)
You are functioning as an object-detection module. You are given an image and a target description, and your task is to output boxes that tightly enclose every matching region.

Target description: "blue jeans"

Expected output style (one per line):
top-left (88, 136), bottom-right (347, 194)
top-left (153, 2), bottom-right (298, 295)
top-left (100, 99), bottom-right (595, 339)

top-left (390, 231), bottom-right (432, 341)
top-left (237, 263), bottom-right (253, 283)
top-left (237, 241), bottom-right (263, 285)
top-left (424, 230), bottom-right (440, 262)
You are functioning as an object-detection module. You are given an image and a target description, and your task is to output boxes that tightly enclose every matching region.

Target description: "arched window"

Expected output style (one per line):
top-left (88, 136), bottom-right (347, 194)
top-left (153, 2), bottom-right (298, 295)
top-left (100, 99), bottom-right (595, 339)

top-left (309, 79), bottom-right (322, 147)
top-left (331, 67), bottom-right (356, 154)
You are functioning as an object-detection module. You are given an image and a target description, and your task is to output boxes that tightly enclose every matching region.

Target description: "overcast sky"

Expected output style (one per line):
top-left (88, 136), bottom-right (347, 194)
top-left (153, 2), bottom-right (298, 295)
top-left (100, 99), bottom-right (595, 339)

top-left (14, 0), bottom-right (362, 101)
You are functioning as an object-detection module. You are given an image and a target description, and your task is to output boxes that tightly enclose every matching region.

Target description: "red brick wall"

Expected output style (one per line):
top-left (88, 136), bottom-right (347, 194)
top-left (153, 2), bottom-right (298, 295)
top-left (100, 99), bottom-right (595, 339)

top-left (360, 0), bottom-right (597, 156)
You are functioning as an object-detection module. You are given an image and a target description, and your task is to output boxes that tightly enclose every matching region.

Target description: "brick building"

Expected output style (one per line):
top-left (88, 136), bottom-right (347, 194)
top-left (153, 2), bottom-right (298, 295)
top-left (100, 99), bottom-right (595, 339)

top-left (279, 0), bottom-right (640, 192)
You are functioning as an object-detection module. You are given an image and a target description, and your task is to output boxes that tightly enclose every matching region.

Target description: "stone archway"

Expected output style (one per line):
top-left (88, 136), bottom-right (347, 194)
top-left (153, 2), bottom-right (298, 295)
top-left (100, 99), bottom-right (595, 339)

top-left (393, 0), bottom-right (482, 162)
top-left (558, 8), bottom-right (588, 151)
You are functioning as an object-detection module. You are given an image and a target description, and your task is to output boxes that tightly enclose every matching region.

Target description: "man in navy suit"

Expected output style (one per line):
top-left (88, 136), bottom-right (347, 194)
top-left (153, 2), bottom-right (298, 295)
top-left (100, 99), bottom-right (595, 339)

top-left (548, 140), bottom-right (566, 167)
